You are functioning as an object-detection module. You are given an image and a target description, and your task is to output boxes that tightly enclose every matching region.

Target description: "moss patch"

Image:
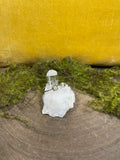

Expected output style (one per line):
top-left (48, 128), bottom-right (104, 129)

top-left (0, 64), bottom-right (41, 108)
top-left (0, 111), bottom-right (30, 126)
top-left (0, 57), bottom-right (120, 117)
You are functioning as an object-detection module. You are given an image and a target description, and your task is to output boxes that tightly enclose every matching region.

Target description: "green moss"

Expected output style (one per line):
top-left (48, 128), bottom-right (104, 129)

top-left (0, 64), bottom-right (41, 108)
top-left (16, 115), bottom-right (30, 126)
top-left (0, 111), bottom-right (30, 126)
top-left (1, 57), bottom-right (120, 118)
top-left (0, 112), bottom-right (14, 119)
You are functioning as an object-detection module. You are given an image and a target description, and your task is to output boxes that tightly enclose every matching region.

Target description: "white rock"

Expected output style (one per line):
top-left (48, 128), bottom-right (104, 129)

top-left (42, 84), bottom-right (75, 117)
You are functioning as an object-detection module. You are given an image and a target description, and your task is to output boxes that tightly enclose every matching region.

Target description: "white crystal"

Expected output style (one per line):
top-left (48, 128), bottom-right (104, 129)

top-left (46, 69), bottom-right (58, 91)
top-left (42, 83), bottom-right (75, 117)
top-left (46, 70), bottom-right (57, 77)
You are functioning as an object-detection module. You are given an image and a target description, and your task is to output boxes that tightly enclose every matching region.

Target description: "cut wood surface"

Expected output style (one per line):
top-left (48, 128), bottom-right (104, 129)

top-left (0, 91), bottom-right (120, 160)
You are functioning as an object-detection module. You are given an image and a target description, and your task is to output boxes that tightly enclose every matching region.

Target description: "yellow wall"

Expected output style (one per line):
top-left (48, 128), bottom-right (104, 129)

top-left (0, 0), bottom-right (120, 66)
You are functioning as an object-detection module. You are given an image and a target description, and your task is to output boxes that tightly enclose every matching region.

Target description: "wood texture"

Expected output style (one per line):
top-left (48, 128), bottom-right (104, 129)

top-left (0, 91), bottom-right (120, 160)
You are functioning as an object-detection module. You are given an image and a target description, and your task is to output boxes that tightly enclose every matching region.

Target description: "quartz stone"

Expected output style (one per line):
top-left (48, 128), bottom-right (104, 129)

top-left (42, 83), bottom-right (75, 118)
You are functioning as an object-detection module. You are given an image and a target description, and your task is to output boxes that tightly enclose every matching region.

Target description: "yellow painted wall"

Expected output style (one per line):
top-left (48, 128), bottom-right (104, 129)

top-left (0, 0), bottom-right (120, 66)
